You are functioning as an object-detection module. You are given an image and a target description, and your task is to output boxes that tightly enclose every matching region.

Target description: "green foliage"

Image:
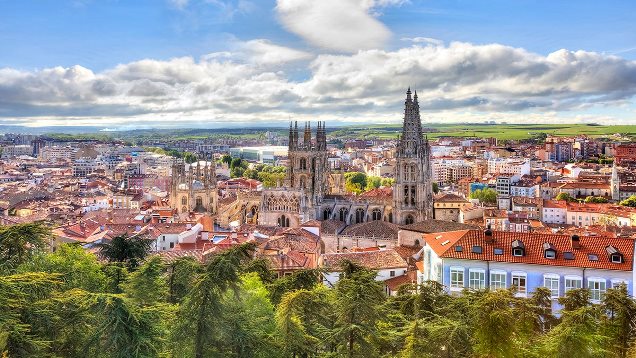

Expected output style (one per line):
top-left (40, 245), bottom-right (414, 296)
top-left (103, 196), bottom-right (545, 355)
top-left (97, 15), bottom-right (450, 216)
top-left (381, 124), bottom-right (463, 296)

top-left (183, 152), bottom-right (198, 164)
top-left (19, 243), bottom-right (106, 292)
top-left (585, 196), bottom-right (609, 203)
top-left (97, 235), bottom-right (152, 270)
top-left (8, 228), bottom-right (636, 357)
top-left (469, 188), bottom-right (497, 204)
top-left (380, 177), bottom-right (395, 187)
top-left (556, 192), bottom-right (578, 202)
top-left (0, 222), bottom-right (50, 273)
top-left (344, 172), bottom-right (367, 194)
top-left (620, 195), bottom-right (636, 207)
top-left (365, 175), bottom-right (382, 191)
top-left (432, 182), bottom-right (439, 194)
top-left (123, 256), bottom-right (168, 306)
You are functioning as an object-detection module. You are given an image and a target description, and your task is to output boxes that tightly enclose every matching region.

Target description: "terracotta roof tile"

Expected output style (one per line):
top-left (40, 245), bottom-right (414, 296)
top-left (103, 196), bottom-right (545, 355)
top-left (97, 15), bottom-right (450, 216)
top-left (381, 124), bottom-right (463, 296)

top-left (320, 249), bottom-right (408, 270)
top-left (424, 230), bottom-right (635, 271)
top-left (341, 220), bottom-right (400, 240)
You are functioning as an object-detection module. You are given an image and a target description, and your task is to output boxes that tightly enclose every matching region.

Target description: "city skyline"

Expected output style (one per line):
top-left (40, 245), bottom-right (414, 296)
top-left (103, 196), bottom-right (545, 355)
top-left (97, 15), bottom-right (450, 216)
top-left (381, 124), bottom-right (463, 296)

top-left (2, 0), bottom-right (636, 128)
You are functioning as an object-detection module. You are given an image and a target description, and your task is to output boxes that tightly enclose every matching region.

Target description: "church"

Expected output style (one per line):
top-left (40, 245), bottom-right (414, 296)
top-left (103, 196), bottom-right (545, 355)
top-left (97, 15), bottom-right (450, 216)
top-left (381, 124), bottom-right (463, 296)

top-left (257, 88), bottom-right (434, 228)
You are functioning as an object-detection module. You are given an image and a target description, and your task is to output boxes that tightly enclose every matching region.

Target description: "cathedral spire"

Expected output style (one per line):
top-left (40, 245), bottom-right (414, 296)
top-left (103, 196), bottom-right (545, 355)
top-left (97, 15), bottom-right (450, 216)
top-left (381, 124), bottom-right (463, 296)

top-left (304, 121), bottom-right (312, 149)
top-left (398, 87), bottom-right (425, 158)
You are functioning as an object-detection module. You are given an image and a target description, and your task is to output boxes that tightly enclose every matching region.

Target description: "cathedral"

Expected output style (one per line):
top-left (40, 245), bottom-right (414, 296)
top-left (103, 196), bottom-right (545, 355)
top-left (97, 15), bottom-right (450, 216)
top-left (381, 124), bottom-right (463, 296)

top-left (258, 88), bottom-right (434, 227)
top-left (170, 158), bottom-right (217, 215)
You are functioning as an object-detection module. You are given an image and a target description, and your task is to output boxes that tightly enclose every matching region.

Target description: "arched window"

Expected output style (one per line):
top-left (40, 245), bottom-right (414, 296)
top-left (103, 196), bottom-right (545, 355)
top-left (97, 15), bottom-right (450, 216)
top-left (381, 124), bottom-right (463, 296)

top-left (388, 212), bottom-right (393, 223)
top-left (339, 207), bottom-right (348, 222)
top-left (181, 196), bottom-right (187, 205)
top-left (300, 176), bottom-right (306, 189)
top-left (411, 164), bottom-right (417, 181)
top-left (181, 206), bottom-right (188, 213)
top-left (414, 239), bottom-right (421, 246)
top-left (410, 186), bottom-right (416, 205)
top-left (300, 158), bottom-right (307, 170)
top-left (323, 209), bottom-right (332, 220)
top-left (372, 208), bottom-right (382, 221)
top-left (278, 215), bottom-right (290, 227)
top-left (405, 214), bottom-right (415, 225)
top-left (591, 191), bottom-right (595, 196)
top-left (404, 185), bottom-right (409, 204)
top-left (195, 196), bottom-right (203, 207)
top-left (355, 208), bottom-right (365, 224)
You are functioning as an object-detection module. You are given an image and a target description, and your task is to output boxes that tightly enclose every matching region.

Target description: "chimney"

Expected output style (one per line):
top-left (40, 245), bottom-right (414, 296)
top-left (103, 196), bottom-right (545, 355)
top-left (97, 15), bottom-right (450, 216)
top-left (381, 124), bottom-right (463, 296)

top-left (571, 234), bottom-right (581, 249)
top-left (484, 224), bottom-right (494, 243)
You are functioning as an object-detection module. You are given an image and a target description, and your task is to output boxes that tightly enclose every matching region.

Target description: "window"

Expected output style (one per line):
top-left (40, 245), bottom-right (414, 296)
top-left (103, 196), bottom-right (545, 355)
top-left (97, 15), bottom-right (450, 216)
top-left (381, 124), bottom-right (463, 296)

top-left (611, 254), bottom-right (623, 263)
top-left (512, 272), bottom-right (527, 296)
top-left (493, 248), bottom-right (503, 255)
top-left (455, 246), bottom-right (463, 252)
top-left (563, 252), bottom-right (575, 260)
top-left (471, 246), bottom-right (483, 254)
top-left (545, 250), bottom-right (556, 259)
top-left (490, 271), bottom-right (506, 290)
top-left (450, 267), bottom-right (464, 290)
top-left (589, 279), bottom-right (607, 301)
top-left (513, 248), bottom-right (524, 257)
top-left (169, 242), bottom-right (174, 249)
top-left (611, 279), bottom-right (628, 289)
top-left (389, 270), bottom-right (395, 277)
top-left (544, 274), bottom-right (560, 298)
top-left (469, 269), bottom-right (486, 290)
top-left (565, 276), bottom-right (582, 293)
top-left (588, 254), bottom-right (599, 261)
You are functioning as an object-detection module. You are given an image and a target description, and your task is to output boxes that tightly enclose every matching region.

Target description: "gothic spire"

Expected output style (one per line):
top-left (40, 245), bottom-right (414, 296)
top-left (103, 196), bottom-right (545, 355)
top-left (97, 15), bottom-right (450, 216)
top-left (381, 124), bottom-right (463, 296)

top-left (304, 121), bottom-right (312, 149)
top-left (398, 87), bottom-right (425, 157)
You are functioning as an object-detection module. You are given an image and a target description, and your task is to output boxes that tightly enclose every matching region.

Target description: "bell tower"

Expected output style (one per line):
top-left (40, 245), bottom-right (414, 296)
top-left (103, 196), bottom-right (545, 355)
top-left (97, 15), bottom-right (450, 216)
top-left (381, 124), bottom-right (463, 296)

top-left (393, 88), bottom-right (434, 225)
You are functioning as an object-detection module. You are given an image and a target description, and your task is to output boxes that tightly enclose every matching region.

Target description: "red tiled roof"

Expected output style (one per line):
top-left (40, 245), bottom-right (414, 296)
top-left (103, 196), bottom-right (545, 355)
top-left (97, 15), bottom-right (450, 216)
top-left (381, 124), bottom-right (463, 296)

top-left (341, 220), bottom-right (400, 240)
top-left (320, 249), bottom-right (408, 270)
top-left (424, 230), bottom-right (635, 271)
top-left (384, 271), bottom-right (417, 291)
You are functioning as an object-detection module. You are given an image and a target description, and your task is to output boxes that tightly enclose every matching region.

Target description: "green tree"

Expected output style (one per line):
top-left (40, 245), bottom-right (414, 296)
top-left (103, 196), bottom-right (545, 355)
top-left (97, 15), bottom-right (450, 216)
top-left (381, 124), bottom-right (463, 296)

top-left (0, 272), bottom-right (61, 357)
top-left (432, 182), bottom-right (439, 194)
top-left (167, 257), bottom-right (201, 304)
top-left (268, 269), bottom-right (320, 305)
top-left (380, 177), bottom-right (395, 187)
top-left (0, 222), bottom-right (50, 273)
top-left (276, 285), bottom-right (334, 357)
top-left (183, 152), bottom-right (198, 164)
top-left (86, 294), bottom-right (169, 358)
top-left (365, 176), bottom-right (382, 191)
top-left (19, 243), bottom-right (106, 291)
top-left (123, 256), bottom-right (168, 306)
top-left (472, 289), bottom-right (518, 358)
top-left (601, 284), bottom-right (636, 357)
top-left (97, 235), bottom-right (152, 270)
top-left (619, 195), bottom-right (636, 207)
top-left (555, 192), bottom-right (577, 202)
top-left (584, 196), bottom-right (609, 203)
top-left (469, 188), bottom-right (497, 204)
top-left (173, 243), bottom-right (256, 358)
top-left (537, 305), bottom-right (606, 358)
top-left (332, 262), bottom-right (385, 357)
top-left (344, 172), bottom-right (367, 195)
top-left (217, 273), bottom-right (278, 357)
top-left (220, 154), bottom-right (232, 166)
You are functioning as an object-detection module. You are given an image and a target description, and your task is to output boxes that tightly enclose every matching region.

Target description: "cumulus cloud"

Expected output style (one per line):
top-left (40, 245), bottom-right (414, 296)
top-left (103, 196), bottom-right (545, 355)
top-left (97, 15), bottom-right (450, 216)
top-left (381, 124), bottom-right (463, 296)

top-left (2, 41), bottom-right (636, 127)
top-left (276, 0), bottom-right (393, 53)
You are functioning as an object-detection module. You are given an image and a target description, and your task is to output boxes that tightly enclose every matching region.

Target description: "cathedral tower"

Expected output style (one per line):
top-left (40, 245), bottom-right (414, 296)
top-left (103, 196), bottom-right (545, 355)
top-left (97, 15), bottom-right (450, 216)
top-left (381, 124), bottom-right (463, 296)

top-left (393, 88), bottom-right (434, 224)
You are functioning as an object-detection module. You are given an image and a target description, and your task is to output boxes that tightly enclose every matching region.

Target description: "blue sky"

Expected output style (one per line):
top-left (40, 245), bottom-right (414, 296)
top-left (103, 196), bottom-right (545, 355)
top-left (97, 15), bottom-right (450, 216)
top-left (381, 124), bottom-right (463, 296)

top-left (1, 0), bottom-right (636, 127)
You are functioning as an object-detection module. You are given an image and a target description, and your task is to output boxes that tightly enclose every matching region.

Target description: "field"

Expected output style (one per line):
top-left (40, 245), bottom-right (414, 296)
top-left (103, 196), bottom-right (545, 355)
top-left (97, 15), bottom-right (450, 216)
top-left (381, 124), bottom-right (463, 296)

top-left (329, 123), bottom-right (636, 141)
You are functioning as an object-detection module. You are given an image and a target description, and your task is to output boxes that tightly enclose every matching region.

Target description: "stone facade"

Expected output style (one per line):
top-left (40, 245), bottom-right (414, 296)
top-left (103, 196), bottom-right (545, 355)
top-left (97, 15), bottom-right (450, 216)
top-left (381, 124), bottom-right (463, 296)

top-left (170, 159), bottom-right (217, 214)
top-left (257, 88), bottom-right (434, 228)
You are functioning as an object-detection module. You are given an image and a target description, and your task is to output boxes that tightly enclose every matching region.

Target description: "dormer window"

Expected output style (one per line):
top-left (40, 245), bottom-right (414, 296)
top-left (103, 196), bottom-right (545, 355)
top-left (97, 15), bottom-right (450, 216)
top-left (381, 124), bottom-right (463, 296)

top-left (512, 240), bottom-right (525, 257)
top-left (543, 242), bottom-right (556, 259)
top-left (606, 245), bottom-right (623, 264)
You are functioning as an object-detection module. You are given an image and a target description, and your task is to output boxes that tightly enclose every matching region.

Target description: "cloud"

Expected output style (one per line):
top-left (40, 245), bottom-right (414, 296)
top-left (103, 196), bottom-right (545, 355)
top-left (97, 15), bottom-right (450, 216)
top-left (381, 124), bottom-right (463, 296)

top-left (2, 41), bottom-right (636, 127)
top-left (276, 0), bottom-right (394, 53)
top-left (237, 39), bottom-right (313, 65)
